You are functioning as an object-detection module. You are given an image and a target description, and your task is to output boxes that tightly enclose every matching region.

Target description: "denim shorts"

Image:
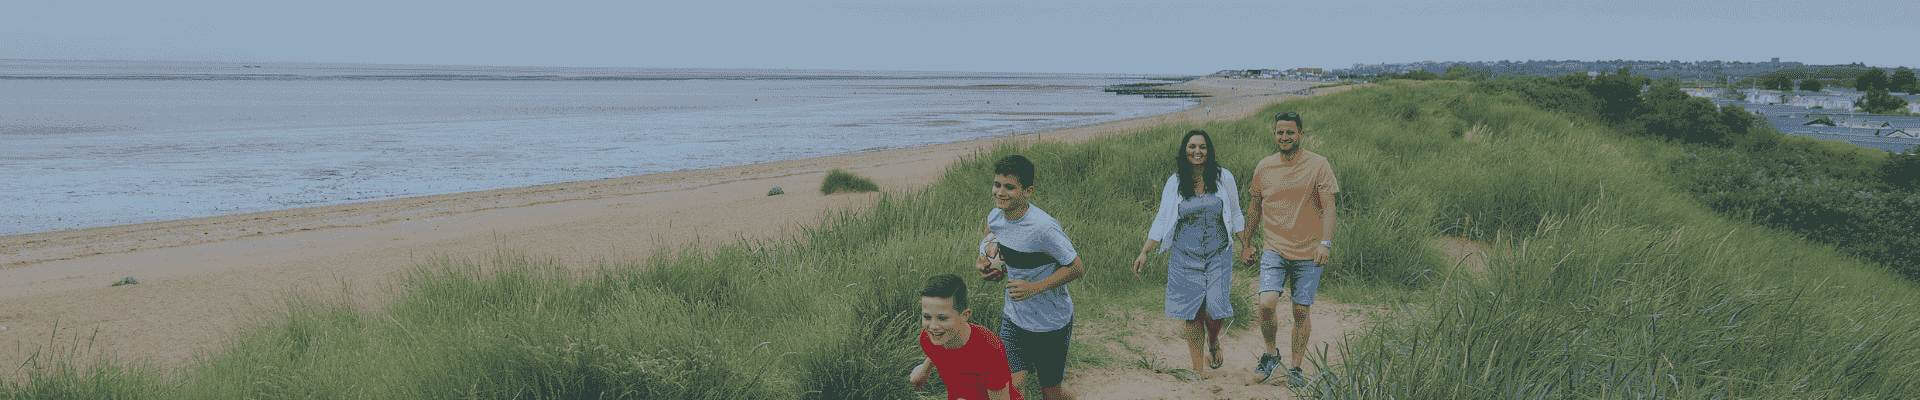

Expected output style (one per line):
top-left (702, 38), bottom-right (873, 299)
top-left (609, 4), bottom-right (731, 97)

top-left (999, 317), bottom-right (1072, 387)
top-left (1258, 249), bottom-right (1323, 306)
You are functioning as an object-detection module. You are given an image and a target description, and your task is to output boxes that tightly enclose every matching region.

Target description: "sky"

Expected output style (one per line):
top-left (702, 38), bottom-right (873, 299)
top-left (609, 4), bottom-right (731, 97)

top-left (5, 0), bottom-right (1916, 75)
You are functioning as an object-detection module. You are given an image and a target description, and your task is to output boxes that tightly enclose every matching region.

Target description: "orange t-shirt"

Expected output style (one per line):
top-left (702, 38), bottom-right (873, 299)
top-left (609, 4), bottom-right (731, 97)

top-left (1247, 150), bottom-right (1339, 261)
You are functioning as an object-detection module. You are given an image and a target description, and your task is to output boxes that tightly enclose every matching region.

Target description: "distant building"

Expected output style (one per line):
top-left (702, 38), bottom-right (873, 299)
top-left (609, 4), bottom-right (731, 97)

top-left (1703, 90), bottom-right (1920, 153)
top-left (1209, 68), bottom-right (1335, 81)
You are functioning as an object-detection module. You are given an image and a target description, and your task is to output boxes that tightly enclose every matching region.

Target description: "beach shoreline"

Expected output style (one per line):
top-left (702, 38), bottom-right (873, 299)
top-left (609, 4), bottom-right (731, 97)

top-left (0, 78), bottom-right (1344, 371)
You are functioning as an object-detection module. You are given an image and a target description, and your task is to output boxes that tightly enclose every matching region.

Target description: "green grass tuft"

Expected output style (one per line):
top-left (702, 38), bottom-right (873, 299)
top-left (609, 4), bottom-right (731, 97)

top-left (820, 169), bottom-right (880, 194)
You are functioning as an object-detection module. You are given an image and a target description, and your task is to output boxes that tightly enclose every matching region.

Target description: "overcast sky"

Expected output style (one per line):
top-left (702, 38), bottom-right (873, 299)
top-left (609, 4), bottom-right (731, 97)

top-left (5, 0), bottom-right (1915, 74)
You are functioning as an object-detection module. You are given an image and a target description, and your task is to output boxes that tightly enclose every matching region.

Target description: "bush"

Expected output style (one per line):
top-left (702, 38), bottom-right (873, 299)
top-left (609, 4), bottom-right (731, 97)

top-left (820, 169), bottom-right (879, 194)
top-left (1443, 65), bottom-right (1491, 81)
top-left (1589, 68), bottom-right (1648, 123)
top-left (1674, 138), bottom-right (1920, 278)
top-left (1762, 74), bottom-right (1794, 91)
top-left (1857, 67), bottom-right (1889, 91)
top-left (1799, 78), bottom-right (1824, 91)
top-left (1857, 88), bottom-right (1909, 115)
top-left (1885, 151), bottom-right (1920, 190)
top-left (1472, 76), bottom-right (1600, 120)
top-left (1635, 82), bottom-right (1745, 146)
top-left (1893, 67), bottom-right (1919, 94)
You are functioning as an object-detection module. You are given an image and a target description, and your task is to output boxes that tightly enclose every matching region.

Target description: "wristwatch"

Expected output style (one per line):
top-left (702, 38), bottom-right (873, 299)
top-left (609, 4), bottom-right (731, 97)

top-left (1319, 240), bottom-right (1333, 248)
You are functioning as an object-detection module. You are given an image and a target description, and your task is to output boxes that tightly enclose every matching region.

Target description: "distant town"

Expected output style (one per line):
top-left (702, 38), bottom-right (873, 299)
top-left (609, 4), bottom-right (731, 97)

top-left (1208, 59), bottom-right (1919, 153)
top-left (1214, 59), bottom-right (1898, 83)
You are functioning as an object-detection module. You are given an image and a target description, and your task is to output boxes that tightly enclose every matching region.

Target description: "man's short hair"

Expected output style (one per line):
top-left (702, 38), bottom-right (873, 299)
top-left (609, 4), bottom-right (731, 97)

top-left (920, 273), bottom-right (969, 311)
top-left (1274, 111), bottom-right (1305, 131)
top-left (993, 155), bottom-right (1036, 188)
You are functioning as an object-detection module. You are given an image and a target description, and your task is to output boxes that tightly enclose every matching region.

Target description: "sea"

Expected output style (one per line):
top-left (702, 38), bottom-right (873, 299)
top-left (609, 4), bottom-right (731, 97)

top-left (0, 59), bottom-right (1196, 235)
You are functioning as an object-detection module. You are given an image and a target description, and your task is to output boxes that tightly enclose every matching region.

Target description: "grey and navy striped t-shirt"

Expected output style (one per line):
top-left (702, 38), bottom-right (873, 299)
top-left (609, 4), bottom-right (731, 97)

top-left (979, 204), bottom-right (1079, 332)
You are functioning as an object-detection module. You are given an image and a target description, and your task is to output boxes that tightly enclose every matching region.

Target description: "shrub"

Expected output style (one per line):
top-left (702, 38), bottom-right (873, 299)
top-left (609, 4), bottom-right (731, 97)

top-left (1799, 78), bottom-right (1824, 91)
top-left (1884, 151), bottom-right (1920, 190)
top-left (820, 169), bottom-right (879, 194)
top-left (1857, 88), bottom-right (1909, 115)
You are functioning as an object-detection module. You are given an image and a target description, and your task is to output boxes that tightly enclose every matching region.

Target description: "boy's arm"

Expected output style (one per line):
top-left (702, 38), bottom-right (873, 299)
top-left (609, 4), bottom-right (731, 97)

top-left (909, 357), bottom-right (933, 390)
top-left (1041, 256), bottom-right (1084, 289)
top-left (1008, 226), bottom-right (1083, 300)
top-left (1010, 255), bottom-right (1082, 300)
top-left (986, 339), bottom-right (1016, 400)
top-left (978, 222), bottom-right (995, 257)
top-left (1006, 253), bottom-right (1082, 301)
top-left (976, 223), bottom-right (992, 266)
top-left (976, 223), bottom-right (1002, 279)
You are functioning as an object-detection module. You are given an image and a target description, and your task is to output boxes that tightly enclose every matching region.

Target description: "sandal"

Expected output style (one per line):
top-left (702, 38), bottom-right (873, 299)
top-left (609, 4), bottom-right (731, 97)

top-left (1208, 341), bottom-right (1224, 369)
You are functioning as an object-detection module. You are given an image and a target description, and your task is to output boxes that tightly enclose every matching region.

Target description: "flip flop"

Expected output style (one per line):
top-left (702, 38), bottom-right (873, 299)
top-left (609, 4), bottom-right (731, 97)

top-left (1208, 342), bottom-right (1224, 369)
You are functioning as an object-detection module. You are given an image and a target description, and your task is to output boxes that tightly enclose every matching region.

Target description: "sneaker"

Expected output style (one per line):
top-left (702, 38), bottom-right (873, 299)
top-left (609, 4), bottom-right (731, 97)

top-left (1254, 353), bottom-right (1280, 382)
top-left (1286, 367), bottom-right (1306, 388)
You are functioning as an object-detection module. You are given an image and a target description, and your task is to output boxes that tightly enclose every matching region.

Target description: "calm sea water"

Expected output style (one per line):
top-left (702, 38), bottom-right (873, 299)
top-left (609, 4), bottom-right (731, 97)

top-left (0, 60), bottom-right (1195, 235)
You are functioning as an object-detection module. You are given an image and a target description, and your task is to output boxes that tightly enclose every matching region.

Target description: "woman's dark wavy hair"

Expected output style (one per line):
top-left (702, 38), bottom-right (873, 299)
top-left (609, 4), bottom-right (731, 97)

top-left (1175, 129), bottom-right (1220, 198)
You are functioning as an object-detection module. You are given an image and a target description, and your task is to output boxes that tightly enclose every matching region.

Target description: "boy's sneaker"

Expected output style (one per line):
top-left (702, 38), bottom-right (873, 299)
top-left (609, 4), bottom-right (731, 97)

top-left (1286, 367), bottom-right (1306, 387)
top-left (1254, 353), bottom-right (1280, 382)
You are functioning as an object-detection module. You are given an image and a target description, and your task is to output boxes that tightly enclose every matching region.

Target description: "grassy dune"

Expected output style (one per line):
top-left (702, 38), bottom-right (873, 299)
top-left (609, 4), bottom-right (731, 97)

top-left (10, 82), bottom-right (1917, 399)
top-left (1285, 82), bottom-right (1920, 398)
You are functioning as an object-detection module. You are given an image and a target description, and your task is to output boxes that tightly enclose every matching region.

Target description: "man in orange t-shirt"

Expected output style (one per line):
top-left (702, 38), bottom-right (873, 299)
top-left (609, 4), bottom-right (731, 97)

top-left (1236, 111), bottom-right (1338, 387)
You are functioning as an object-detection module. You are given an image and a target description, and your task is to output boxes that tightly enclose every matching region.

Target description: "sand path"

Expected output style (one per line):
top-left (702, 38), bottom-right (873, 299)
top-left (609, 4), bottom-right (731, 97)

top-left (0, 78), bottom-right (1350, 374)
top-left (1067, 275), bottom-right (1376, 400)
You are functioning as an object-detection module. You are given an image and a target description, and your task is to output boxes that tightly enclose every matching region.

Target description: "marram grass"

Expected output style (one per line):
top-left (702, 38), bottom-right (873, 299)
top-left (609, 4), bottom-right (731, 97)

top-left (9, 82), bottom-right (1916, 399)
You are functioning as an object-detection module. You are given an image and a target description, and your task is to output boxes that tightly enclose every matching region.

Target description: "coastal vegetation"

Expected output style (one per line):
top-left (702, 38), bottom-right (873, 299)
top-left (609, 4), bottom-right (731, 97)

top-left (1476, 71), bottom-right (1919, 276)
top-left (820, 169), bottom-right (880, 194)
top-left (9, 82), bottom-right (1917, 399)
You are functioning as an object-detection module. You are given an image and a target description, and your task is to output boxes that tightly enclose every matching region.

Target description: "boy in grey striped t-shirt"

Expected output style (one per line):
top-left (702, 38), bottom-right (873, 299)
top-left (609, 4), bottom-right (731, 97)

top-left (975, 154), bottom-right (1084, 399)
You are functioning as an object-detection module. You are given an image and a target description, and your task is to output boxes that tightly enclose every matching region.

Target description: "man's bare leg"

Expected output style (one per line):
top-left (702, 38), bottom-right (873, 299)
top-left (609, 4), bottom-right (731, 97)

top-left (1290, 304), bottom-right (1312, 369)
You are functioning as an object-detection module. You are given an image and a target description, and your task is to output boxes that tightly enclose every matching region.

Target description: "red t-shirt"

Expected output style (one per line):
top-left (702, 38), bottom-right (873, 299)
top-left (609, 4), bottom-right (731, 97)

top-left (919, 323), bottom-right (1023, 400)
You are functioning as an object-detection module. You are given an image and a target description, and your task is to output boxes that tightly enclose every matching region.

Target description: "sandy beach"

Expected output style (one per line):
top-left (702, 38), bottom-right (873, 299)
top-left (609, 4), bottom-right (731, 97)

top-left (0, 78), bottom-right (1345, 371)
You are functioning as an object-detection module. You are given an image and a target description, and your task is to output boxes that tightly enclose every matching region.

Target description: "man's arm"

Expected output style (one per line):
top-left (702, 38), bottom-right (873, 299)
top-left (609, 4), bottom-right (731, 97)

top-left (1240, 200), bottom-right (1261, 247)
top-left (1239, 179), bottom-right (1264, 265)
top-left (1316, 190), bottom-right (1337, 265)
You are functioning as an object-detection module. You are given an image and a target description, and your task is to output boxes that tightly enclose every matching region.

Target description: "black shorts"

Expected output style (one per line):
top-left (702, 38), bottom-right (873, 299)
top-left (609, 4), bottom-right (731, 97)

top-left (999, 317), bottom-right (1072, 387)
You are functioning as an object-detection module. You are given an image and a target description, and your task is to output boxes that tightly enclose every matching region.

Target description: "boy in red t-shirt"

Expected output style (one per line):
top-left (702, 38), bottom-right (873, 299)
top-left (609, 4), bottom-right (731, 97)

top-left (910, 274), bottom-right (1023, 400)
